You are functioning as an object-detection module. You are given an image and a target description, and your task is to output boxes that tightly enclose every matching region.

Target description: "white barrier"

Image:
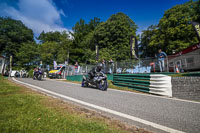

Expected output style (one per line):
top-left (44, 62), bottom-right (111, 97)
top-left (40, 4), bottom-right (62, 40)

top-left (149, 74), bottom-right (172, 97)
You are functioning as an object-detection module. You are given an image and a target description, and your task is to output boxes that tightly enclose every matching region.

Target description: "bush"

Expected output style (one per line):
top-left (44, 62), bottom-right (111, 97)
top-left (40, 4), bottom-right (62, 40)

top-left (28, 69), bottom-right (34, 78)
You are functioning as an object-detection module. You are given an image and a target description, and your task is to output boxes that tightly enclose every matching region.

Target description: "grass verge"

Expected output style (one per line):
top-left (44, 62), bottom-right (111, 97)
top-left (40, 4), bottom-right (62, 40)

top-left (0, 76), bottom-right (150, 133)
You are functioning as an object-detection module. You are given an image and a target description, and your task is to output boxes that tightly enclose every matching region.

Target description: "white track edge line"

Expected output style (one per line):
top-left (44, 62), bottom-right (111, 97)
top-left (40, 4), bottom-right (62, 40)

top-left (13, 78), bottom-right (185, 133)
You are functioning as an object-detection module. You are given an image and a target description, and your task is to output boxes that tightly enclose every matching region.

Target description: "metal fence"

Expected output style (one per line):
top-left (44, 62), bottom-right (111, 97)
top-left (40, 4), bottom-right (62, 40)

top-left (114, 53), bottom-right (200, 73)
top-left (65, 64), bottom-right (96, 76)
top-left (64, 52), bottom-right (200, 76)
top-left (112, 58), bottom-right (168, 74)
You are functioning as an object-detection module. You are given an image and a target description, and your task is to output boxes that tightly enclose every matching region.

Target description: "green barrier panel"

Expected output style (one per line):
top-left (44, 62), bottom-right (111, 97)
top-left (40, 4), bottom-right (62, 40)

top-left (113, 74), bottom-right (151, 92)
top-left (113, 83), bottom-right (149, 93)
top-left (3, 76), bottom-right (8, 79)
top-left (66, 75), bottom-right (83, 82)
top-left (114, 80), bottom-right (149, 86)
top-left (113, 74), bottom-right (174, 97)
top-left (114, 79), bottom-right (150, 84)
top-left (114, 77), bottom-right (150, 80)
top-left (114, 74), bottom-right (151, 76)
top-left (107, 74), bottom-right (113, 81)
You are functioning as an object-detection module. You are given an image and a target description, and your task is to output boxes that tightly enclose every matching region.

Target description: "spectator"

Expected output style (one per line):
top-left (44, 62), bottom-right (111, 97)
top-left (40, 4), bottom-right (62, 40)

top-left (109, 58), bottom-right (114, 74)
top-left (155, 49), bottom-right (167, 72)
top-left (101, 59), bottom-right (106, 73)
top-left (74, 62), bottom-right (78, 75)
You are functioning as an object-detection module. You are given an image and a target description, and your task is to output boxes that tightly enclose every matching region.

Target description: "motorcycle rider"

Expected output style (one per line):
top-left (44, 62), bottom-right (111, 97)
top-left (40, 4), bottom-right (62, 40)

top-left (33, 67), bottom-right (38, 79)
top-left (88, 65), bottom-right (102, 79)
top-left (33, 66), bottom-right (42, 79)
top-left (82, 63), bottom-right (108, 91)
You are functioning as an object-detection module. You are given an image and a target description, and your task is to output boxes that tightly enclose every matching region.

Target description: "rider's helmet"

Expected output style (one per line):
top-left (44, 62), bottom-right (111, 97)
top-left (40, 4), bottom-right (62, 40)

top-left (96, 65), bottom-right (102, 72)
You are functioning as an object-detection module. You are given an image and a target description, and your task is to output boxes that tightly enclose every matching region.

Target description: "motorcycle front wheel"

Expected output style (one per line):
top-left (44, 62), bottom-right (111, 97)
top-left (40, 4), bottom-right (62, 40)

top-left (98, 80), bottom-right (108, 91)
top-left (81, 79), bottom-right (88, 87)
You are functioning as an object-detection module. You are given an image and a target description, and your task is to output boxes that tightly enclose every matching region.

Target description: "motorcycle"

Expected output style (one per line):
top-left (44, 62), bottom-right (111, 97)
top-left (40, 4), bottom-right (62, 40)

top-left (33, 69), bottom-right (43, 80)
top-left (81, 66), bottom-right (108, 91)
top-left (20, 69), bottom-right (27, 78)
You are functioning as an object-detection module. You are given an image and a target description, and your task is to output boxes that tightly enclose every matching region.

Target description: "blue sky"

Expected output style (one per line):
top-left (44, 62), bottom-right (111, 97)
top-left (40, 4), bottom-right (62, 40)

top-left (0, 0), bottom-right (189, 36)
top-left (55, 0), bottom-right (189, 34)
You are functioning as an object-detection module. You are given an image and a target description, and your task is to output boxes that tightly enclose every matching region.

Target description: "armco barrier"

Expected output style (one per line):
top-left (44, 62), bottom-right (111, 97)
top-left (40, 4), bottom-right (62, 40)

top-left (113, 74), bottom-right (151, 93)
top-left (113, 74), bottom-right (172, 97)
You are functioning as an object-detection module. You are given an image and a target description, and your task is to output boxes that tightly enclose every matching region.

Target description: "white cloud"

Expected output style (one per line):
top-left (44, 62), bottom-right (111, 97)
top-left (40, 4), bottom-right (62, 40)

top-left (136, 26), bottom-right (148, 36)
top-left (0, 0), bottom-right (69, 36)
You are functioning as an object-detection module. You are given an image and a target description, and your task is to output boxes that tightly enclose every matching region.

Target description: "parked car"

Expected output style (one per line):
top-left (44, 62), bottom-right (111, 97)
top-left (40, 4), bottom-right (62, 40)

top-left (10, 70), bottom-right (20, 77)
top-left (48, 65), bottom-right (65, 79)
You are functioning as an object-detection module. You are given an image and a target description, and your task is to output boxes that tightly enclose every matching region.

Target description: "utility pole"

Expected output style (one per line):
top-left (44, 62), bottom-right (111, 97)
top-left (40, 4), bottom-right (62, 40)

top-left (9, 56), bottom-right (12, 77)
top-left (67, 50), bottom-right (69, 64)
top-left (66, 50), bottom-right (70, 76)
top-left (95, 44), bottom-right (99, 62)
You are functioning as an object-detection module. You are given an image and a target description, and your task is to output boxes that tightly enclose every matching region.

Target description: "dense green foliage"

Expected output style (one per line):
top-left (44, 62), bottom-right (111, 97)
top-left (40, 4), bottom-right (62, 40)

top-left (140, 1), bottom-right (200, 57)
top-left (70, 13), bottom-right (137, 63)
top-left (16, 42), bottom-right (39, 69)
top-left (38, 31), bottom-right (71, 65)
top-left (70, 17), bottom-right (101, 63)
top-left (94, 13), bottom-right (137, 61)
top-left (0, 17), bottom-right (34, 59)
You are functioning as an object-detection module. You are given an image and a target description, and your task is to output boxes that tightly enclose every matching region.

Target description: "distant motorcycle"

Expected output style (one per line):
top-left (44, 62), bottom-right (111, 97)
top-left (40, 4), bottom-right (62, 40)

top-left (81, 66), bottom-right (108, 91)
top-left (15, 71), bottom-right (20, 78)
top-left (20, 69), bottom-right (27, 78)
top-left (33, 68), bottom-right (43, 80)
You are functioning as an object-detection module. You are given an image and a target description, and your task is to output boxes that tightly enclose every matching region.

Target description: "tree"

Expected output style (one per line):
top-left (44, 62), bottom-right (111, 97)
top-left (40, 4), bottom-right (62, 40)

top-left (94, 13), bottom-right (138, 61)
top-left (16, 42), bottom-right (39, 70)
top-left (37, 31), bottom-right (67, 43)
top-left (0, 17), bottom-right (34, 59)
top-left (71, 17), bottom-right (101, 63)
top-left (71, 14), bottom-right (137, 63)
top-left (140, 25), bottom-right (158, 57)
top-left (40, 41), bottom-right (59, 65)
top-left (38, 31), bottom-right (72, 66)
top-left (141, 1), bottom-right (199, 56)
top-left (194, 0), bottom-right (200, 22)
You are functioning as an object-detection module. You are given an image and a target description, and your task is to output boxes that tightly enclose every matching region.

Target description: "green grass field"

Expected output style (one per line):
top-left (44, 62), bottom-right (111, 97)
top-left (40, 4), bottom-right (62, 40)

top-left (0, 76), bottom-right (128, 133)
